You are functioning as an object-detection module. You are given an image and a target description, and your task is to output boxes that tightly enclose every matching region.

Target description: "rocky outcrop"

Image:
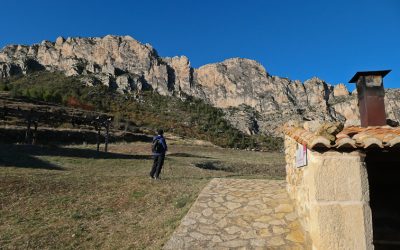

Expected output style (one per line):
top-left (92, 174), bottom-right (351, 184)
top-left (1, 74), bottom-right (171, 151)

top-left (333, 83), bottom-right (349, 97)
top-left (0, 35), bottom-right (171, 94)
top-left (1, 35), bottom-right (399, 135)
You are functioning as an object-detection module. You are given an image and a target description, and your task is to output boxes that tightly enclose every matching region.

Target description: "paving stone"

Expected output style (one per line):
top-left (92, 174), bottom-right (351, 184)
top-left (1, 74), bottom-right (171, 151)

top-left (189, 231), bottom-right (209, 241)
top-left (252, 222), bottom-right (270, 229)
top-left (183, 236), bottom-right (193, 242)
top-left (207, 201), bottom-right (220, 208)
top-left (288, 220), bottom-right (301, 229)
top-left (212, 235), bottom-right (222, 243)
top-left (273, 193), bottom-right (288, 199)
top-left (269, 219), bottom-right (285, 225)
top-left (202, 208), bottom-right (213, 217)
top-left (212, 213), bottom-right (226, 220)
top-left (255, 215), bottom-right (274, 222)
top-left (219, 239), bottom-right (248, 248)
top-left (214, 196), bottom-right (225, 203)
top-left (248, 200), bottom-right (263, 206)
top-left (226, 195), bottom-right (235, 201)
top-left (240, 229), bottom-right (258, 239)
top-left (198, 217), bottom-right (215, 225)
top-left (285, 212), bottom-right (298, 221)
top-left (233, 217), bottom-right (250, 228)
top-left (267, 236), bottom-right (285, 246)
top-left (197, 225), bottom-right (218, 235)
top-left (256, 204), bottom-right (269, 210)
top-left (197, 202), bottom-right (208, 208)
top-left (272, 226), bottom-right (287, 234)
top-left (275, 203), bottom-right (294, 213)
top-left (216, 218), bottom-right (228, 228)
top-left (224, 225), bottom-right (242, 234)
top-left (286, 230), bottom-right (305, 243)
top-left (257, 228), bottom-right (271, 237)
top-left (220, 233), bottom-right (239, 241)
top-left (274, 212), bottom-right (286, 219)
top-left (224, 201), bottom-right (241, 210)
top-left (250, 239), bottom-right (267, 247)
top-left (181, 218), bottom-right (196, 226)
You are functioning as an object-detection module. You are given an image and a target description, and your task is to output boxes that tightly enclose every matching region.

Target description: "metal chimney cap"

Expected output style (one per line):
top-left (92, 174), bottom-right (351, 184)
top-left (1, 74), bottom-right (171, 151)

top-left (349, 70), bottom-right (391, 83)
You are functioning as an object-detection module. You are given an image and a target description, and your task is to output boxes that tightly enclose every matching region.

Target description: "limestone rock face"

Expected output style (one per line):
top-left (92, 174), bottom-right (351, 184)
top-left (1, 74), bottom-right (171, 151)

top-left (333, 83), bottom-right (349, 97)
top-left (162, 56), bottom-right (192, 94)
top-left (0, 35), bottom-right (169, 94)
top-left (385, 89), bottom-right (400, 122)
top-left (193, 58), bottom-right (288, 113)
top-left (1, 35), bottom-right (399, 135)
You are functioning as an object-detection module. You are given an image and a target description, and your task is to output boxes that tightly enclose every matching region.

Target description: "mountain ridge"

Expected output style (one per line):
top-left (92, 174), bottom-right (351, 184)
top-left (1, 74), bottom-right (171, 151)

top-left (1, 35), bottom-right (399, 135)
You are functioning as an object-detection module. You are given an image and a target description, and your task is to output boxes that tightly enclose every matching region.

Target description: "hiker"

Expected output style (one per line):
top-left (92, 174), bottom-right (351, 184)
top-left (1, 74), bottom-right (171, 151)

top-left (149, 129), bottom-right (168, 179)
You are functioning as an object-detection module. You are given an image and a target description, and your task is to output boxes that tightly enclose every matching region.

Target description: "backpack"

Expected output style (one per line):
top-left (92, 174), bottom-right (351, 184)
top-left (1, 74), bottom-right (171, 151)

top-left (151, 138), bottom-right (163, 153)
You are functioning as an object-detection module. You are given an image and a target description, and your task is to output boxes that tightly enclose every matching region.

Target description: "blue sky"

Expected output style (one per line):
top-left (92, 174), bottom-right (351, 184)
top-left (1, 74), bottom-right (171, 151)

top-left (0, 0), bottom-right (399, 89)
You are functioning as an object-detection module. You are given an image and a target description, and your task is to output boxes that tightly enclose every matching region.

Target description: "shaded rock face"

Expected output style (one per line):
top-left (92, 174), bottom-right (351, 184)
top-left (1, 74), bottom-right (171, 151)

top-left (1, 35), bottom-right (399, 135)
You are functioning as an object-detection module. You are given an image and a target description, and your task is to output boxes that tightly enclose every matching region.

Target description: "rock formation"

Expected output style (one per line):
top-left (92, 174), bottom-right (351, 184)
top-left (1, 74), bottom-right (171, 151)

top-left (1, 35), bottom-right (399, 135)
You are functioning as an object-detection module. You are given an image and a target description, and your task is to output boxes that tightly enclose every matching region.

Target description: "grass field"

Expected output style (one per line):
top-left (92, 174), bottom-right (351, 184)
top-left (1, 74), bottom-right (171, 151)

top-left (0, 136), bottom-right (285, 249)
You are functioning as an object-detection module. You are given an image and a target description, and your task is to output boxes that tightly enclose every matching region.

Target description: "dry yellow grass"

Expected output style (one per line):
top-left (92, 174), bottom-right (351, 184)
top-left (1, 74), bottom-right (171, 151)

top-left (0, 139), bottom-right (284, 249)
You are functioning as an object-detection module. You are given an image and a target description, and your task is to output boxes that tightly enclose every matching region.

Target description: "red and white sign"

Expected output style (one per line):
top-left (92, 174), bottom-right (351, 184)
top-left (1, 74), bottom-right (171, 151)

top-left (295, 144), bottom-right (307, 168)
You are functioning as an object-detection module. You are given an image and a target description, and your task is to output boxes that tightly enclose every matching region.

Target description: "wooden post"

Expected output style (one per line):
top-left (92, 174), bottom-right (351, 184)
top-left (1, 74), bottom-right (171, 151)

top-left (25, 118), bottom-right (32, 144)
top-left (96, 125), bottom-right (101, 152)
top-left (104, 120), bottom-right (110, 153)
top-left (32, 121), bottom-right (38, 145)
top-left (1, 104), bottom-right (6, 118)
top-left (1, 104), bottom-right (6, 127)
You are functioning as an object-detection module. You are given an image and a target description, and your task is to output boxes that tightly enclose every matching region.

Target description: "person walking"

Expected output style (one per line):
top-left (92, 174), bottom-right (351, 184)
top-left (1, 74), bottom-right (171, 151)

top-left (149, 129), bottom-right (168, 180)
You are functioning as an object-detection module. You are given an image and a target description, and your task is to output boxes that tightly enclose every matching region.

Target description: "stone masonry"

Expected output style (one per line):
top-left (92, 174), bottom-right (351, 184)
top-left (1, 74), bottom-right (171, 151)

top-left (285, 136), bottom-right (373, 250)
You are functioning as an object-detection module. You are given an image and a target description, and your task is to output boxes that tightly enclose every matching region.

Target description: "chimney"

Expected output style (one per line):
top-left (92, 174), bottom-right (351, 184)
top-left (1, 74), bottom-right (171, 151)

top-left (349, 70), bottom-right (391, 127)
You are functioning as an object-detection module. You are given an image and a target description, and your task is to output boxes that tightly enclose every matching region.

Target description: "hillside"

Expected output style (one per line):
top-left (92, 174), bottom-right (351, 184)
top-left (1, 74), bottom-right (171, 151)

top-left (1, 35), bottom-right (399, 135)
top-left (0, 72), bottom-right (282, 150)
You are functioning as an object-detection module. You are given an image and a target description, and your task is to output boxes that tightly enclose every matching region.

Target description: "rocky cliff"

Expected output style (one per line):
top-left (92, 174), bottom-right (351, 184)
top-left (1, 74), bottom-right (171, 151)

top-left (1, 35), bottom-right (399, 134)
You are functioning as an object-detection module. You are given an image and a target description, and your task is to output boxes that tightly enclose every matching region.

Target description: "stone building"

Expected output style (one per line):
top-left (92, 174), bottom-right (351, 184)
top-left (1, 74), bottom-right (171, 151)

top-left (282, 71), bottom-right (400, 249)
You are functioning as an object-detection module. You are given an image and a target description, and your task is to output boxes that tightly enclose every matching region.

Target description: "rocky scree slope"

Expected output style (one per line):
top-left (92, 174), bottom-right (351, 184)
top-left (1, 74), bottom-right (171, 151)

top-left (1, 35), bottom-right (399, 135)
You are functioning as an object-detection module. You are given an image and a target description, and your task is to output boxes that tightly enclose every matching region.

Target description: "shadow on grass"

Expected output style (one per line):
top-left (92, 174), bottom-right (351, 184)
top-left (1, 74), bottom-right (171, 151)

top-left (0, 128), bottom-right (153, 145)
top-left (0, 143), bottom-right (152, 170)
top-left (167, 153), bottom-right (212, 159)
top-left (193, 161), bottom-right (231, 172)
top-left (0, 156), bottom-right (64, 170)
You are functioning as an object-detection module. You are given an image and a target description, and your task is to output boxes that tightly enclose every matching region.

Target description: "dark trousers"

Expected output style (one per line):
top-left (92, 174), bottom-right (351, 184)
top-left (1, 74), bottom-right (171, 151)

top-left (150, 154), bottom-right (165, 178)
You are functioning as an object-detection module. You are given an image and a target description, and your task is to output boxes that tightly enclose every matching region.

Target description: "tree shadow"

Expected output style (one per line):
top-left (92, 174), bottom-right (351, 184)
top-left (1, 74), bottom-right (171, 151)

top-left (193, 161), bottom-right (231, 172)
top-left (0, 144), bottom-right (64, 170)
top-left (0, 143), bottom-right (152, 170)
top-left (0, 128), bottom-right (153, 145)
top-left (17, 145), bottom-right (151, 160)
top-left (167, 153), bottom-right (212, 159)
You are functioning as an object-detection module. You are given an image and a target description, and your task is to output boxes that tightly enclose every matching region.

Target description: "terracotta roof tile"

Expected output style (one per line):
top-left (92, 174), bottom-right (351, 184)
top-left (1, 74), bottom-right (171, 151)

top-left (283, 125), bottom-right (400, 150)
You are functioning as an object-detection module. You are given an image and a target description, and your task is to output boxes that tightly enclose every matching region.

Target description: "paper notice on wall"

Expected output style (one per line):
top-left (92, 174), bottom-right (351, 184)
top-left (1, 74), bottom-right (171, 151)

top-left (295, 143), bottom-right (307, 168)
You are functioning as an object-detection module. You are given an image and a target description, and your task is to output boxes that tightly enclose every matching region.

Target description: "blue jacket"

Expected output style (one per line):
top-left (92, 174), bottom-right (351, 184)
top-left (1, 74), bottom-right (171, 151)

top-left (153, 135), bottom-right (167, 155)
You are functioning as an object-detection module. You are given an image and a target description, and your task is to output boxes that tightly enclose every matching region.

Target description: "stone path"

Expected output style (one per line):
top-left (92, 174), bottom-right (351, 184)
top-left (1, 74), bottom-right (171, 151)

top-left (164, 178), bottom-right (309, 249)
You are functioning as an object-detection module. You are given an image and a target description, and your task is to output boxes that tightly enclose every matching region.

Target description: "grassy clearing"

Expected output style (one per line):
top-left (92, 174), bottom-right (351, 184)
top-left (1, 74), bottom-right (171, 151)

top-left (0, 138), bottom-right (285, 249)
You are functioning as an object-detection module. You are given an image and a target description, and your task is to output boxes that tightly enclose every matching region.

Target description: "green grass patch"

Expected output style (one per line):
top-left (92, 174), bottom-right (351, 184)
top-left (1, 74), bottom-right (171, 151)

top-left (131, 191), bottom-right (146, 199)
top-left (174, 195), bottom-right (190, 209)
